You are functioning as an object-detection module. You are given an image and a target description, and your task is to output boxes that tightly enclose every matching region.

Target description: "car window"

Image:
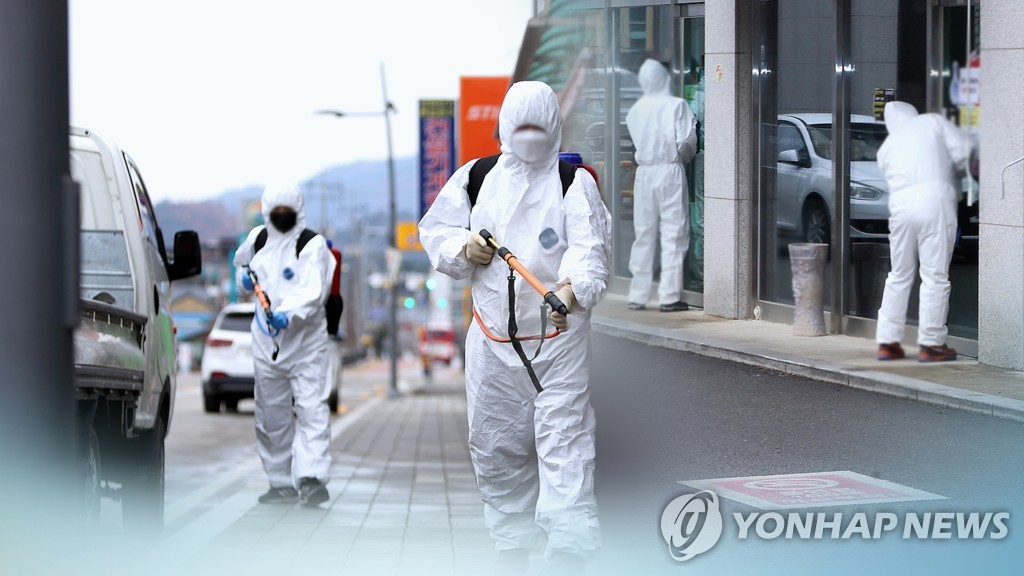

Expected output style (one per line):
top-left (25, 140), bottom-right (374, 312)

top-left (124, 156), bottom-right (169, 265)
top-left (807, 125), bottom-right (833, 159)
top-left (218, 312), bottom-right (254, 332)
top-left (807, 123), bottom-right (887, 162)
top-left (776, 123), bottom-right (805, 154)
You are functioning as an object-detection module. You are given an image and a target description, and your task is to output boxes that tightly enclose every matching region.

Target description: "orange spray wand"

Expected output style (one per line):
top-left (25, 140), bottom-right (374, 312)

top-left (478, 229), bottom-right (569, 316)
top-left (244, 265), bottom-right (281, 360)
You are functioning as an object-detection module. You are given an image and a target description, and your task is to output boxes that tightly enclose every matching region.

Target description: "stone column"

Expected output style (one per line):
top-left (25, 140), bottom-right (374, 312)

top-left (704, 0), bottom-right (754, 319)
top-left (978, 0), bottom-right (1024, 369)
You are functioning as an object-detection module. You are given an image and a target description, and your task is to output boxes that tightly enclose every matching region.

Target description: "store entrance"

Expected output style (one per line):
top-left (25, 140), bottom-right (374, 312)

top-left (752, 0), bottom-right (980, 351)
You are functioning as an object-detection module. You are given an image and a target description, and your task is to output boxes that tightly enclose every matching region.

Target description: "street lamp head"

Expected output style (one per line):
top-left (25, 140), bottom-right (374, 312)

top-left (316, 109), bottom-right (389, 119)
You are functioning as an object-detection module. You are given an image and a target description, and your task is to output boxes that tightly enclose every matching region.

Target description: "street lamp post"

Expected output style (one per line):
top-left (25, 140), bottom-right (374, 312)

top-left (316, 63), bottom-right (400, 398)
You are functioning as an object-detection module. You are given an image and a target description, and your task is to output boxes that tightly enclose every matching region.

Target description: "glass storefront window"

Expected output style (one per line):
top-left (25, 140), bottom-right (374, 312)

top-left (755, 0), bottom-right (837, 307)
top-left (567, 4), bottom-right (705, 297)
top-left (679, 15), bottom-right (705, 292)
top-left (846, 0), bottom-right (979, 341)
top-left (754, 0), bottom-right (979, 345)
top-left (611, 6), bottom-right (675, 280)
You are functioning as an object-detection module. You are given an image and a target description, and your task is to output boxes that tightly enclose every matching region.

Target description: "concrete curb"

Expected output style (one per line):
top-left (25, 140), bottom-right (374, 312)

top-left (592, 315), bottom-right (1024, 423)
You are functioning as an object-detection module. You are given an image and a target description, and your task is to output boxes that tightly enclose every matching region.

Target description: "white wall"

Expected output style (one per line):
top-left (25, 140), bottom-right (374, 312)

top-left (978, 0), bottom-right (1024, 369)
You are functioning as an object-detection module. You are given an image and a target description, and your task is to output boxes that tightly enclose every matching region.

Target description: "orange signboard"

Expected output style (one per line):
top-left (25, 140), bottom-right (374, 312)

top-left (459, 76), bottom-right (509, 166)
top-left (396, 221), bottom-right (422, 252)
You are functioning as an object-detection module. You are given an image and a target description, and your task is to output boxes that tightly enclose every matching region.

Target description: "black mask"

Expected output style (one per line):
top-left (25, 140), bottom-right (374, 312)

top-left (269, 211), bottom-right (298, 233)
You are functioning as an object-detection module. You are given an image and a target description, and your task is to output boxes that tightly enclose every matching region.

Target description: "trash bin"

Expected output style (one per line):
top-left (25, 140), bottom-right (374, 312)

top-left (789, 243), bottom-right (828, 336)
top-left (851, 242), bottom-right (891, 318)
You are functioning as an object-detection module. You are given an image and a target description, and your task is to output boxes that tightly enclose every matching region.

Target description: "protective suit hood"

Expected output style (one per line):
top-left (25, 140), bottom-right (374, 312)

top-left (884, 101), bottom-right (918, 135)
top-left (498, 81), bottom-right (562, 169)
top-left (638, 59), bottom-right (671, 97)
top-left (261, 183), bottom-right (307, 235)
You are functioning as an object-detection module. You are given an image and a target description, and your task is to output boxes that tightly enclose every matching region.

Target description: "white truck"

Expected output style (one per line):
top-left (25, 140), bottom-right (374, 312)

top-left (71, 127), bottom-right (201, 529)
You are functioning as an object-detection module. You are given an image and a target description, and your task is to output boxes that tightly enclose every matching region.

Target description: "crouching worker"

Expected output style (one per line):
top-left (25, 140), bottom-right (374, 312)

top-left (419, 81), bottom-right (612, 575)
top-left (234, 183), bottom-right (336, 506)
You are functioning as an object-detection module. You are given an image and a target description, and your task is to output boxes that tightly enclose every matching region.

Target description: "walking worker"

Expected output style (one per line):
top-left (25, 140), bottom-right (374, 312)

top-left (234, 183), bottom-right (336, 505)
top-left (875, 101), bottom-right (968, 362)
top-left (625, 58), bottom-right (698, 312)
top-left (419, 81), bottom-right (611, 574)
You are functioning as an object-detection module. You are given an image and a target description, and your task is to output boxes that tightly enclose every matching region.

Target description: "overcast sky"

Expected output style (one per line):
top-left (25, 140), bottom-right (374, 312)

top-left (70, 0), bottom-right (532, 202)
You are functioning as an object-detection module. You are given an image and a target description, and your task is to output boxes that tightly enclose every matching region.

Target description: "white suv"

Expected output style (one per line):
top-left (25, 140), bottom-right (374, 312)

top-left (201, 303), bottom-right (341, 413)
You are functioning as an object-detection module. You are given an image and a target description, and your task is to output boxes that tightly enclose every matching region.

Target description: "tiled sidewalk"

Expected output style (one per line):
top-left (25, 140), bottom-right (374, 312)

top-left (174, 385), bottom-right (498, 576)
top-left (594, 293), bottom-right (1024, 421)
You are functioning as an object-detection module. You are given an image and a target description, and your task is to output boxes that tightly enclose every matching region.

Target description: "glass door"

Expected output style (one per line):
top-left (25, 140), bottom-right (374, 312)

top-left (753, 0), bottom-right (838, 314)
top-left (678, 6), bottom-right (705, 294)
top-left (927, 0), bottom-right (981, 342)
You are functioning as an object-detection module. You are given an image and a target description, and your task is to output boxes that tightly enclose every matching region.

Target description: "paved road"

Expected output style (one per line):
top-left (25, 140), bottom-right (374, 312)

top-left (588, 331), bottom-right (1024, 575)
top-left (95, 360), bottom-right (388, 530)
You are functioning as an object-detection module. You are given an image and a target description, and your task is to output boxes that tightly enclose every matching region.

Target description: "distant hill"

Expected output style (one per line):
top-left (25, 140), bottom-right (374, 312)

top-left (155, 155), bottom-right (422, 247)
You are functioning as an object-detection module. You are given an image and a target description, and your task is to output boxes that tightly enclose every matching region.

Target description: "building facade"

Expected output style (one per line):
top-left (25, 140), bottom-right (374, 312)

top-left (548, 0), bottom-right (1023, 369)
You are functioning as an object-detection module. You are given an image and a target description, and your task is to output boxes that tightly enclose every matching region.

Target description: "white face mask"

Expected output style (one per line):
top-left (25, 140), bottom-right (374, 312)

top-left (510, 130), bottom-right (550, 164)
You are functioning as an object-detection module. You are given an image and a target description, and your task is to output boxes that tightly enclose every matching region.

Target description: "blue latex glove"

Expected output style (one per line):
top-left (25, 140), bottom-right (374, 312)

top-left (268, 311), bottom-right (289, 331)
top-left (241, 274), bottom-right (255, 292)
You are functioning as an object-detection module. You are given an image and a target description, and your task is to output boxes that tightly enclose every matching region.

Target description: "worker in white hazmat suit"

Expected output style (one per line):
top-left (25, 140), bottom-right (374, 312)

top-left (419, 81), bottom-right (611, 575)
top-left (233, 183), bottom-right (336, 505)
top-left (625, 59), bottom-right (697, 311)
top-left (875, 101), bottom-right (967, 363)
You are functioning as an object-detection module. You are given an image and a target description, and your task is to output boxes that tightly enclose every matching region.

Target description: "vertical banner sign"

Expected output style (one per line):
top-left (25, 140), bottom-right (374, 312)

top-left (458, 76), bottom-right (510, 166)
top-left (419, 99), bottom-right (457, 218)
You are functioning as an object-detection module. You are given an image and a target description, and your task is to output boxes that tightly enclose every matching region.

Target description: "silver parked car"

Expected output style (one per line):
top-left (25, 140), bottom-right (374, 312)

top-left (774, 113), bottom-right (891, 244)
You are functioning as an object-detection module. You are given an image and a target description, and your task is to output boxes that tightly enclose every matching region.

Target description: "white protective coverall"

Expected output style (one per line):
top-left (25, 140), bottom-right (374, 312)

top-left (419, 81), bottom-right (611, 557)
top-left (875, 101), bottom-right (967, 346)
top-left (233, 184), bottom-right (336, 488)
top-left (625, 59), bottom-right (698, 305)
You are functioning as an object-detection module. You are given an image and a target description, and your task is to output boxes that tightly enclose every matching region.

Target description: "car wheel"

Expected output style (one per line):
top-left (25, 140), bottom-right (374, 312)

top-left (802, 197), bottom-right (831, 245)
top-left (203, 391), bottom-right (220, 413)
top-left (328, 390), bottom-right (339, 414)
top-left (224, 399), bottom-right (239, 412)
top-left (122, 415), bottom-right (165, 534)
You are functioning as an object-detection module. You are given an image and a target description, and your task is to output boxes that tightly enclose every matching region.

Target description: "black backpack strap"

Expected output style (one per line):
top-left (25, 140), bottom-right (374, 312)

top-left (253, 227), bottom-right (268, 254)
top-left (468, 155), bottom-right (576, 207)
top-left (295, 228), bottom-right (318, 258)
top-left (467, 154), bottom-right (501, 208)
top-left (254, 226), bottom-right (319, 259)
top-left (558, 160), bottom-right (577, 197)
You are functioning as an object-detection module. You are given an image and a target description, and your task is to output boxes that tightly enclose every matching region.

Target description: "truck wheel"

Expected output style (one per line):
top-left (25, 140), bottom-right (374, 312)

top-left (328, 390), bottom-right (339, 414)
top-left (203, 391), bottom-right (220, 413)
top-left (82, 427), bottom-right (102, 526)
top-left (122, 415), bottom-right (164, 533)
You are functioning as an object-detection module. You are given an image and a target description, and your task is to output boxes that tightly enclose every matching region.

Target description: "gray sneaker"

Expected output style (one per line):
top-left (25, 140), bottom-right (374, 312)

top-left (299, 477), bottom-right (329, 507)
top-left (258, 486), bottom-right (298, 504)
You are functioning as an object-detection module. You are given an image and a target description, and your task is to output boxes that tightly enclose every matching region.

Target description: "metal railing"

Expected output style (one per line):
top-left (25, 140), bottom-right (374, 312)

top-left (1001, 156), bottom-right (1024, 200)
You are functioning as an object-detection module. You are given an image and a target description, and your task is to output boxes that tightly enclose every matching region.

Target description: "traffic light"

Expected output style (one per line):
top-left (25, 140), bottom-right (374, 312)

top-left (403, 297), bottom-right (416, 309)
top-left (425, 278), bottom-right (438, 291)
